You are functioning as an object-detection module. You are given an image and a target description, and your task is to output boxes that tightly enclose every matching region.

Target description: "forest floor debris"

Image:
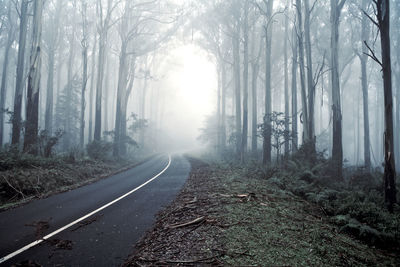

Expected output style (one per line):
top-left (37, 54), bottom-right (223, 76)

top-left (125, 156), bottom-right (400, 266)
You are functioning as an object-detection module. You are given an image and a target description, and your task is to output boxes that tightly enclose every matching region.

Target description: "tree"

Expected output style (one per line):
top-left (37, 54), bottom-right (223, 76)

top-left (241, 0), bottom-right (250, 162)
top-left (366, 0), bottom-right (397, 211)
top-left (23, 0), bottom-right (44, 154)
top-left (11, 0), bottom-right (29, 146)
top-left (357, 0), bottom-right (371, 169)
top-left (330, 0), bottom-right (346, 179)
top-left (80, 1), bottom-right (89, 149)
top-left (44, 0), bottom-right (62, 136)
top-left (0, 2), bottom-right (15, 146)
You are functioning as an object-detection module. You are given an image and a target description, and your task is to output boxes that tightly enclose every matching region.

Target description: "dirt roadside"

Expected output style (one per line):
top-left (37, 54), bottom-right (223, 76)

top-left (124, 157), bottom-right (399, 266)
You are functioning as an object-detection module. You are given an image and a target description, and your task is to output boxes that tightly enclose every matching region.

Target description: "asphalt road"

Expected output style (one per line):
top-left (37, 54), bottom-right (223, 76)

top-left (0, 153), bottom-right (190, 266)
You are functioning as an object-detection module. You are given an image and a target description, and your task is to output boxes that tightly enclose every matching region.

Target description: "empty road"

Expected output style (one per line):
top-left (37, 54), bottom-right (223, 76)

top-left (0, 154), bottom-right (190, 266)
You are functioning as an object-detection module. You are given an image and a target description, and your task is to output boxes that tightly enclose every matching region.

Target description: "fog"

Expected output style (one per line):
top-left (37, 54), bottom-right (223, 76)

top-left (0, 0), bottom-right (399, 177)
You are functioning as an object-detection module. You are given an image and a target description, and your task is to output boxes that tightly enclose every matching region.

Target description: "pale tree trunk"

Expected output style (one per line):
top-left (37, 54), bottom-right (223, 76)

top-left (291, 27), bottom-right (298, 152)
top-left (360, 0), bottom-right (371, 169)
top-left (0, 3), bottom-right (14, 146)
top-left (330, 0), bottom-right (346, 179)
top-left (241, 0), bottom-right (249, 162)
top-left (221, 62), bottom-right (227, 150)
top-left (296, 0), bottom-right (309, 145)
top-left (12, 0), bottom-right (29, 146)
top-left (232, 17), bottom-right (241, 157)
top-left (263, 0), bottom-right (273, 165)
top-left (284, 0), bottom-right (289, 155)
top-left (80, 2), bottom-right (88, 149)
top-left (251, 31), bottom-right (261, 154)
top-left (44, 0), bottom-right (62, 136)
top-left (63, 14), bottom-right (76, 151)
top-left (375, 0), bottom-right (397, 211)
top-left (23, 0), bottom-right (43, 154)
top-left (88, 36), bottom-right (97, 143)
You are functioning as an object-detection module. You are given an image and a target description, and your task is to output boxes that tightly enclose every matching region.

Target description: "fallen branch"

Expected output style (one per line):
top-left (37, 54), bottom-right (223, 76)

top-left (168, 216), bottom-right (205, 229)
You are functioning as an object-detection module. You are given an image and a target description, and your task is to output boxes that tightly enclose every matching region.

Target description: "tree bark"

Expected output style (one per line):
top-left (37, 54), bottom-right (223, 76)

top-left (291, 26), bottom-right (298, 152)
top-left (80, 1), bottom-right (88, 149)
top-left (88, 35), bottom-right (97, 143)
top-left (330, 0), bottom-right (345, 179)
top-left (241, 0), bottom-right (249, 162)
top-left (304, 0), bottom-right (315, 149)
top-left (263, 0), bottom-right (273, 165)
top-left (44, 0), bottom-right (62, 136)
top-left (376, 0), bottom-right (397, 212)
top-left (232, 12), bottom-right (241, 158)
top-left (23, 0), bottom-right (43, 154)
top-left (284, 0), bottom-right (290, 155)
top-left (360, 0), bottom-right (371, 169)
top-left (0, 4), bottom-right (14, 146)
top-left (12, 0), bottom-right (29, 146)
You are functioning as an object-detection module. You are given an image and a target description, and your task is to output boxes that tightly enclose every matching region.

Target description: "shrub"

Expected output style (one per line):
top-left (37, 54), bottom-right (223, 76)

top-left (86, 140), bottom-right (113, 160)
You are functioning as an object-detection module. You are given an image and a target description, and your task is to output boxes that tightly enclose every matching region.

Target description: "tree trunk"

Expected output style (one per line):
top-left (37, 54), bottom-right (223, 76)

top-left (23, 0), bottom-right (43, 154)
top-left (44, 0), bottom-right (62, 136)
top-left (114, 43), bottom-right (128, 157)
top-left (304, 0), bottom-right (315, 149)
top-left (0, 6), bottom-right (14, 146)
top-left (232, 18), bottom-right (241, 158)
top-left (94, 32), bottom-right (107, 141)
top-left (330, 0), bottom-right (345, 179)
top-left (291, 27), bottom-right (298, 152)
top-left (221, 62), bottom-right (227, 150)
top-left (284, 0), bottom-right (290, 155)
top-left (360, 0), bottom-right (371, 169)
top-left (12, 0), bottom-right (29, 146)
top-left (376, 0), bottom-right (397, 212)
top-left (296, 0), bottom-right (309, 146)
top-left (88, 35), bottom-right (97, 143)
top-left (80, 2), bottom-right (88, 149)
top-left (63, 19), bottom-right (76, 151)
top-left (241, 0), bottom-right (249, 162)
top-left (263, 0), bottom-right (273, 165)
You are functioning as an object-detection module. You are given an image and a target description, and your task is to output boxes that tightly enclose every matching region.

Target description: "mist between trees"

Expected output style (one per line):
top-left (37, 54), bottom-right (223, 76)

top-left (0, 0), bottom-right (398, 209)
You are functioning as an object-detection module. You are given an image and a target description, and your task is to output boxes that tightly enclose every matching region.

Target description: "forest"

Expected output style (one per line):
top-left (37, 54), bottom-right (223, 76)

top-left (0, 0), bottom-right (399, 265)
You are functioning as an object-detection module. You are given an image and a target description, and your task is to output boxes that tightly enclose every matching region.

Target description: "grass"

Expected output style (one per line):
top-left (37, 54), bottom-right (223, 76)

top-left (215, 163), bottom-right (399, 266)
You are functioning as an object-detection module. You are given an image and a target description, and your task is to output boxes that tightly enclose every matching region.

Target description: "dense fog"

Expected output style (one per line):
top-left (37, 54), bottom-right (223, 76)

top-left (0, 0), bottom-right (399, 176)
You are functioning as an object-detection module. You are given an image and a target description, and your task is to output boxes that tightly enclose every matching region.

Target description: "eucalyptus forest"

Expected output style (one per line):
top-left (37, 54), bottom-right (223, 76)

top-left (0, 0), bottom-right (399, 266)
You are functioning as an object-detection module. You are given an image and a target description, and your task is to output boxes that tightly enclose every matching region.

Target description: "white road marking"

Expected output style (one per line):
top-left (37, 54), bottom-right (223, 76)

top-left (0, 155), bottom-right (172, 264)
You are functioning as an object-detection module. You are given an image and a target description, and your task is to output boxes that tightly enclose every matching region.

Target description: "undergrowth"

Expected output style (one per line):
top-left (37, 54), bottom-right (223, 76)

top-left (209, 150), bottom-right (400, 251)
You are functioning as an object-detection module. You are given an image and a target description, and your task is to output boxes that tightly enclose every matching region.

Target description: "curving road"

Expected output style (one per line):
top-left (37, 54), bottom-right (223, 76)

top-left (0, 154), bottom-right (190, 266)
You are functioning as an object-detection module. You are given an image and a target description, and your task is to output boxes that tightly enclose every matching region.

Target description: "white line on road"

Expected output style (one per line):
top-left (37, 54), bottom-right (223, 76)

top-left (0, 154), bottom-right (172, 264)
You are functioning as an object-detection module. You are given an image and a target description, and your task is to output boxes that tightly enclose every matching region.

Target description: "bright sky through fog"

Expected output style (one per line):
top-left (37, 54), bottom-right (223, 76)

top-left (162, 44), bottom-right (216, 150)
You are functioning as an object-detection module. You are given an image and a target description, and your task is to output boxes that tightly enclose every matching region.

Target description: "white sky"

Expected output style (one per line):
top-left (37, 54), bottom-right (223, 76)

top-left (160, 44), bottom-right (217, 151)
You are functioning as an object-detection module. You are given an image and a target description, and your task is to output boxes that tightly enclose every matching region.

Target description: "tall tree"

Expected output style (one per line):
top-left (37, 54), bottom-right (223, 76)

top-left (11, 0), bottom-right (29, 145)
top-left (0, 2), bottom-right (15, 146)
top-left (283, 0), bottom-right (290, 155)
top-left (94, 0), bottom-right (118, 141)
top-left (80, 1), bottom-right (89, 149)
top-left (291, 26), bottom-right (298, 152)
top-left (23, 0), bottom-right (44, 153)
top-left (330, 0), bottom-right (346, 179)
top-left (357, 0), bottom-right (371, 169)
top-left (44, 0), bottom-right (62, 135)
top-left (241, 0), bottom-right (249, 162)
top-left (260, 0), bottom-right (274, 164)
top-left (368, 0), bottom-right (397, 211)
